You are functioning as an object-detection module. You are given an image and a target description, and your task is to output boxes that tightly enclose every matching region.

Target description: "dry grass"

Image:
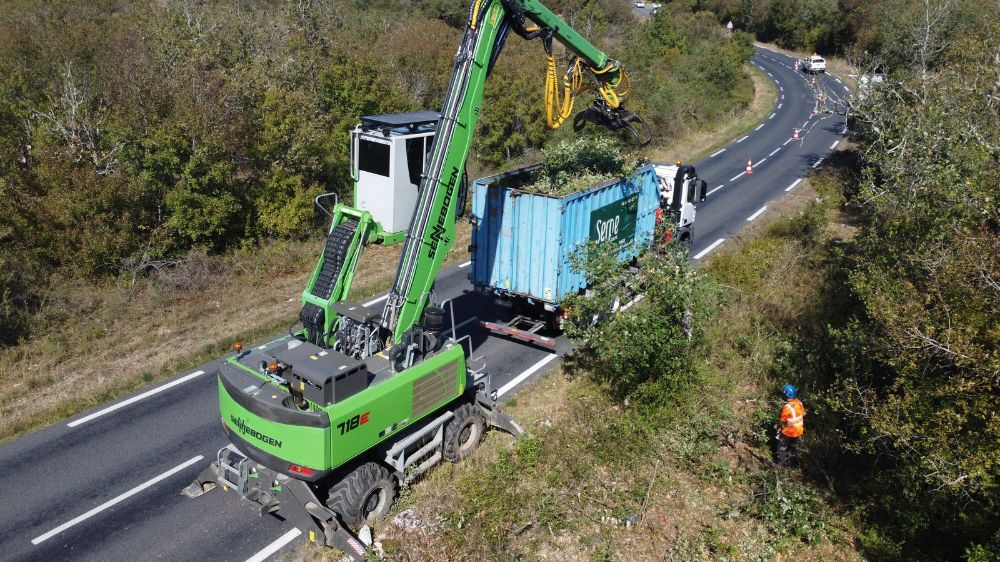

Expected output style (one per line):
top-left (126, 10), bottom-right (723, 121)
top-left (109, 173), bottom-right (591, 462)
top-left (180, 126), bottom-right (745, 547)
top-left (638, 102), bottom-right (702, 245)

top-left (0, 224), bottom-right (472, 442)
top-left (651, 63), bottom-right (778, 164)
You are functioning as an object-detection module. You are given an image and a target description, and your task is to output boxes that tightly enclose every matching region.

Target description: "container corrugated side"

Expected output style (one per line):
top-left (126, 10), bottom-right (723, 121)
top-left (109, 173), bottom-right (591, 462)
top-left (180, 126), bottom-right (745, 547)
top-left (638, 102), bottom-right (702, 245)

top-left (470, 164), bottom-right (659, 304)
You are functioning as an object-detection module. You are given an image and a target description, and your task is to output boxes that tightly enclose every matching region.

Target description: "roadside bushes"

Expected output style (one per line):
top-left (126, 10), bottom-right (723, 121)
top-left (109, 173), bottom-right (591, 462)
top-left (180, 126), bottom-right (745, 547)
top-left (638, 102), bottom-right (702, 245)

top-left (563, 240), bottom-right (713, 403)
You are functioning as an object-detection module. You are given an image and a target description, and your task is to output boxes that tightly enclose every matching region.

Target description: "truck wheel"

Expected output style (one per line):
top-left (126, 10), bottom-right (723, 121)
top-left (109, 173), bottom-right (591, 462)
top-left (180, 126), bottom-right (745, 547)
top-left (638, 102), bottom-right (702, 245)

top-left (443, 403), bottom-right (485, 462)
top-left (326, 462), bottom-right (397, 529)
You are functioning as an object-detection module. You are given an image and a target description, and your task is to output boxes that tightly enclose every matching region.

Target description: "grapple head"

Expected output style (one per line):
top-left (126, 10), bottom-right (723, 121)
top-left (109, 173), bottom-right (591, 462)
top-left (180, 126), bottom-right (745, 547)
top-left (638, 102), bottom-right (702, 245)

top-left (574, 98), bottom-right (652, 147)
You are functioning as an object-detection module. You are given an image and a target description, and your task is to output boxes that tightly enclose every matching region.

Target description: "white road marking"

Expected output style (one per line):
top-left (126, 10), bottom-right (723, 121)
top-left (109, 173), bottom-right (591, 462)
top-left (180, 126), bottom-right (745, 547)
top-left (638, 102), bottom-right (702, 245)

top-left (693, 238), bottom-right (725, 260)
top-left (709, 148), bottom-right (726, 157)
top-left (779, 86), bottom-right (784, 91)
top-left (754, 157), bottom-right (767, 166)
top-left (31, 456), bottom-right (205, 545)
top-left (706, 184), bottom-right (725, 197)
top-left (812, 158), bottom-right (824, 168)
top-left (769, 147), bottom-right (781, 157)
top-left (777, 103), bottom-right (783, 109)
top-left (783, 138), bottom-right (792, 146)
top-left (835, 77), bottom-right (843, 84)
top-left (363, 293), bottom-right (389, 307)
top-left (767, 72), bottom-right (773, 77)
top-left (781, 94), bottom-right (785, 99)
top-left (803, 120), bottom-right (810, 128)
top-left (768, 113), bottom-right (776, 120)
top-left (458, 260), bottom-right (472, 268)
top-left (754, 124), bottom-right (764, 131)
top-left (245, 529), bottom-right (303, 562)
top-left (67, 371), bottom-right (208, 428)
top-left (785, 178), bottom-right (804, 192)
top-left (830, 140), bottom-right (840, 150)
top-left (746, 206), bottom-right (767, 222)
top-left (729, 172), bottom-right (746, 182)
top-left (736, 135), bottom-right (749, 143)
top-left (497, 353), bottom-right (559, 397)
top-left (620, 294), bottom-right (645, 312)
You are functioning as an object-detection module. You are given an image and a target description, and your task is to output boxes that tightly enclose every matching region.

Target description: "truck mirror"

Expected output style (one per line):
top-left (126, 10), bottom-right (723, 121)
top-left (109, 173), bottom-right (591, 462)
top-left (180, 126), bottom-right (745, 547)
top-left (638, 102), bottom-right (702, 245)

top-left (699, 179), bottom-right (708, 202)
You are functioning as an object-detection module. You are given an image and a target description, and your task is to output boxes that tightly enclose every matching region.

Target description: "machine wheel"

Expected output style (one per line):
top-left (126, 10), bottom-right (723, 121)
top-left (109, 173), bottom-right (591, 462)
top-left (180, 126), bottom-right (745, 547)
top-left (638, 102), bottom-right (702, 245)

top-left (443, 403), bottom-right (485, 462)
top-left (326, 462), bottom-right (397, 529)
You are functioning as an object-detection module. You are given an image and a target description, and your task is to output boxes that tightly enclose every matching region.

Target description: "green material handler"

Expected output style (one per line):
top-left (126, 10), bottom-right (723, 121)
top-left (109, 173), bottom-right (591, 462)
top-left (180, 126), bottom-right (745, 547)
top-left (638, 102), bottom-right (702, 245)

top-left (182, 0), bottom-right (647, 558)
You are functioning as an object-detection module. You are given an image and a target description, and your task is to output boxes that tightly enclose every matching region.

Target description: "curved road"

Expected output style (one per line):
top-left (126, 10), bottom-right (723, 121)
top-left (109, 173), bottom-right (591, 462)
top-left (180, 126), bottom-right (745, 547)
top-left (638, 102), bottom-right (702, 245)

top-left (0, 46), bottom-right (849, 562)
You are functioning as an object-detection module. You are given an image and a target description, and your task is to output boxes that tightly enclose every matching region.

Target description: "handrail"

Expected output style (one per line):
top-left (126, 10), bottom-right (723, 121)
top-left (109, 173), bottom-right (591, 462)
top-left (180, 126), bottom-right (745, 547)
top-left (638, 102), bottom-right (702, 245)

top-left (314, 192), bottom-right (338, 221)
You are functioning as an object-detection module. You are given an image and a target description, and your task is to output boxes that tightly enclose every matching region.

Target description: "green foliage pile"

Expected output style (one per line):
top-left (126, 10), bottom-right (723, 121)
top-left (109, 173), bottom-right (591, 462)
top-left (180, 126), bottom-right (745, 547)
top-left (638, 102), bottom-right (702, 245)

top-left (519, 136), bottom-right (639, 196)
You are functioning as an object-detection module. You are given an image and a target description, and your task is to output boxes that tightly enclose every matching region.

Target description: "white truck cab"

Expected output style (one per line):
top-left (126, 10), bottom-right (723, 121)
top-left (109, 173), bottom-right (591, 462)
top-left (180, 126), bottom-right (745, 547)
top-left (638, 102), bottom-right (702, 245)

top-left (654, 163), bottom-right (708, 246)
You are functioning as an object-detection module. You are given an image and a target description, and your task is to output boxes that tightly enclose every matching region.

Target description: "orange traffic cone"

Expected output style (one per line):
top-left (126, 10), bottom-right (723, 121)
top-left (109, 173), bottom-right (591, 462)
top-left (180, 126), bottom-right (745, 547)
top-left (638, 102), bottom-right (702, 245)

top-left (745, 158), bottom-right (753, 174)
top-left (793, 128), bottom-right (800, 140)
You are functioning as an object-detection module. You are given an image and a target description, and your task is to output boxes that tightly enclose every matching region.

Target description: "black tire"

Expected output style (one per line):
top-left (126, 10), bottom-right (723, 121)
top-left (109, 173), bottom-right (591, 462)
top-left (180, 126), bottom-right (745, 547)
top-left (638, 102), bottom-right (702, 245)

top-left (443, 403), bottom-right (485, 462)
top-left (325, 462), bottom-right (397, 529)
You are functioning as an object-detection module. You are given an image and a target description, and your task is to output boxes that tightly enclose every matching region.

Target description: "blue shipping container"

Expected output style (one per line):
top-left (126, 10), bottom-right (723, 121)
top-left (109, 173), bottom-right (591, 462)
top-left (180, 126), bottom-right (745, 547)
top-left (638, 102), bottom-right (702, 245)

top-left (470, 163), bottom-right (660, 305)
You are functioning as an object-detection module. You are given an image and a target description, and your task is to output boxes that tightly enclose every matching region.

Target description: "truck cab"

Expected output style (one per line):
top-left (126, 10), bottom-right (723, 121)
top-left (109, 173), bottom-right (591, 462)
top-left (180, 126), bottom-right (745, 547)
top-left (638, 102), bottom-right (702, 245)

top-left (654, 163), bottom-right (707, 246)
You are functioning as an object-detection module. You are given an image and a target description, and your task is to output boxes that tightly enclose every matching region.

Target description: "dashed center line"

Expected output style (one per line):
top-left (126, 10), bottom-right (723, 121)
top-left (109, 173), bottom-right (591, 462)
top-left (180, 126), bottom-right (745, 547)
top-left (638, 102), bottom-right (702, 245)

top-left (709, 148), bottom-right (726, 157)
top-left (768, 113), bottom-right (775, 120)
top-left (754, 157), bottom-right (767, 166)
top-left (777, 103), bottom-right (782, 109)
top-left (736, 135), bottom-right (749, 143)
top-left (768, 147), bottom-right (781, 157)
top-left (754, 124), bottom-right (764, 131)
top-left (830, 140), bottom-right (840, 150)
top-left (785, 178), bottom-right (804, 192)
top-left (706, 184), bottom-right (725, 197)
top-left (812, 157), bottom-right (825, 168)
top-left (693, 238), bottom-right (725, 260)
top-left (729, 171), bottom-right (746, 182)
top-left (32, 456), bottom-right (205, 545)
top-left (746, 206), bottom-right (767, 222)
top-left (67, 370), bottom-right (208, 427)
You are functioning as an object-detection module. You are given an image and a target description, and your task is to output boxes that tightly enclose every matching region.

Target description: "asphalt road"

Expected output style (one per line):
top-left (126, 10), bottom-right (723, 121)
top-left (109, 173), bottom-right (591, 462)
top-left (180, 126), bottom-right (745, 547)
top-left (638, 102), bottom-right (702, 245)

top-left (0, 46), bottom-right (849, 562)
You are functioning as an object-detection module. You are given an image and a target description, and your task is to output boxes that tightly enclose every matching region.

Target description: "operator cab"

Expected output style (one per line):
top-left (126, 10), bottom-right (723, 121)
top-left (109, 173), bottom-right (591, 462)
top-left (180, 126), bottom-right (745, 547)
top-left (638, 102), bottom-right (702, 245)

top-left (654, 163), bottom-right (708, 245)
top-left (351, 111), bottom-right (440, 244)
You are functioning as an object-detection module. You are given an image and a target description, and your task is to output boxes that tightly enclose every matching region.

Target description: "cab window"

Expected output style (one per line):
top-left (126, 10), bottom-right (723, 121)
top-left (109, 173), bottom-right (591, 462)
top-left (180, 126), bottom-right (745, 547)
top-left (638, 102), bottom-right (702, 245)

top-left (358, 139), bottom-right (390, 177)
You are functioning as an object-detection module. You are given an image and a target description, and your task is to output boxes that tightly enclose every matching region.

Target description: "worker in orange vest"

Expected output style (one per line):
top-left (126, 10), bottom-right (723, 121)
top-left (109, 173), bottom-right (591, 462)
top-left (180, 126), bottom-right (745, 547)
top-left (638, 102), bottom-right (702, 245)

top-left (777, 384), bottom-right (805, 466)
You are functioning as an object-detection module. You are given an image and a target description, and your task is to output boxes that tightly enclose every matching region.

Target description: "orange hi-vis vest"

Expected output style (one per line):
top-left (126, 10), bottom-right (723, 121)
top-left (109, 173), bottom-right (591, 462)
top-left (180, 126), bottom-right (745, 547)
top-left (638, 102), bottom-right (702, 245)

top-left (780, 398), bottom-right (805, 438)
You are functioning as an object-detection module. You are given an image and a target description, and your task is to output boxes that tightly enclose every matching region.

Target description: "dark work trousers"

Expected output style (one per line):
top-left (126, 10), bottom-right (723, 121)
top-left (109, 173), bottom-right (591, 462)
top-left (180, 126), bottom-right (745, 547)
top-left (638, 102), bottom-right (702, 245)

top-left (777, 433), bottom-right (800, 466)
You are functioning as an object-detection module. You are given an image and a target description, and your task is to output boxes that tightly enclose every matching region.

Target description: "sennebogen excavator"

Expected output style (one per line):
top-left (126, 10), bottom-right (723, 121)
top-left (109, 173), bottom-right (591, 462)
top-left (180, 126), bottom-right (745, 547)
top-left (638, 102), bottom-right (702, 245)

top-left (182, 0), bottom-right (647, 558)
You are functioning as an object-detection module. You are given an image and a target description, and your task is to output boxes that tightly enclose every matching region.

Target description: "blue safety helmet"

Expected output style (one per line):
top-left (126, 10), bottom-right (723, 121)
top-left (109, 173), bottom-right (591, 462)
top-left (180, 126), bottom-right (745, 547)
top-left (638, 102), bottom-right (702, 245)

top-left (783, 384), bottom-right (798, 399)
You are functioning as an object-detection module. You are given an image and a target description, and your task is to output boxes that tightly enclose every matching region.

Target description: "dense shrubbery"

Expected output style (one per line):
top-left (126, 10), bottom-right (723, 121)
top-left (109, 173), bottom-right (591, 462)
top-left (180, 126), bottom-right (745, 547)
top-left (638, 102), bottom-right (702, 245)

top-left (0, 0), bottom-right (754, 344)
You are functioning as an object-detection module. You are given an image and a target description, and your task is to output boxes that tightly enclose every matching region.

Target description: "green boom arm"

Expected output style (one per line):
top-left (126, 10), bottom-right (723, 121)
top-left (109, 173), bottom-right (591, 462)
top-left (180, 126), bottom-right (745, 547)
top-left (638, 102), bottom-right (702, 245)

top-left (380, 0), bottom-right (641, 345)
